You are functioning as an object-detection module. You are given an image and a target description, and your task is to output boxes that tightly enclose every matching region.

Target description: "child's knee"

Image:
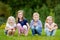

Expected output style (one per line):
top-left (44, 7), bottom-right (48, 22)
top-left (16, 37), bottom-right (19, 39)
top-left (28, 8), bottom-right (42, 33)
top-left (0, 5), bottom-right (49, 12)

top-left (17, 23), bottom-right (21, 27)
top-left (13, 29), bottom-right (15, 32)
top-left (23, 25), bottom-right (27, 30)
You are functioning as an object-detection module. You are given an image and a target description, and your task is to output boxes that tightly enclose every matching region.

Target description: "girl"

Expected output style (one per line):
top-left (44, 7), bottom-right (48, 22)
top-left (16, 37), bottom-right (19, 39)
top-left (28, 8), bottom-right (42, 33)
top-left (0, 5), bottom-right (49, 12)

top-left (45, 16), bottom-right (58, 36)
top-left (16, 10), bottom-right (30, 36)
top-left (5, 16), bottom-right (16, 36)
top-left (30, 12), bottom-right (42, 36)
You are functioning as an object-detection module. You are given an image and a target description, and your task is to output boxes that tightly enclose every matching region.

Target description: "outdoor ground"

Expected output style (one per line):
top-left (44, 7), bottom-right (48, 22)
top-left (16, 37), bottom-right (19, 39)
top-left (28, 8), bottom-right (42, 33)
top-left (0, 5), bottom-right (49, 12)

top-left (0, 29), bottom-right (60, 40)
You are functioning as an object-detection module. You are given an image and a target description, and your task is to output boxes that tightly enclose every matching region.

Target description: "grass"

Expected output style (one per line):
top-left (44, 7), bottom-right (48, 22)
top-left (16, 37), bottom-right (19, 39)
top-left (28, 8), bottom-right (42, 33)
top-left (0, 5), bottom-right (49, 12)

top-left (0, 29), bottom-right (60, 40)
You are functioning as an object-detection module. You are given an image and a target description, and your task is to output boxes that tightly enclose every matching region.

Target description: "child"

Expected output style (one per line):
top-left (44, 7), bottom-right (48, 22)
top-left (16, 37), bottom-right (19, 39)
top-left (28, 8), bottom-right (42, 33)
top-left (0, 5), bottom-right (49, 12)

top-left (5, 16), bottom-right (16, 36)
top-left (45, 16), bottom-right (58, 36)
top-left (16, 10), bottom-right (30, 36)
top-left (30, 12), bottom-right (42, 36)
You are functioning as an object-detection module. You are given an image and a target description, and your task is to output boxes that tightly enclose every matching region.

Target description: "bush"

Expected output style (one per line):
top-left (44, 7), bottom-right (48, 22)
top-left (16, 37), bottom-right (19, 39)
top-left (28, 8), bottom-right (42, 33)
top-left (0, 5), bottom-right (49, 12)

top-left (54, 4), bottom-right (60, 29)
top-left (0, 17), bottom-right (6, 25)
top-left (23, 7), bottom-right (33, 23)
top-left (0, 2), bottom-right (12, 18)
top-left (0, 23), bottom-right (6, 29)
top-left (49, 9), bottom-right (55, 21)
top-left (0, 2), bottom-right (12, 25)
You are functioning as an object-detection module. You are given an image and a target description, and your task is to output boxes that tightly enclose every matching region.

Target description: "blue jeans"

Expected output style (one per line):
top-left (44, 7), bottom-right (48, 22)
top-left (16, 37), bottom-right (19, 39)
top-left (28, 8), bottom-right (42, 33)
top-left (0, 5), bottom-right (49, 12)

top-left (31, 26), bottom-right (42, 36)
top-left (45, 29), bottom-right (56, 36)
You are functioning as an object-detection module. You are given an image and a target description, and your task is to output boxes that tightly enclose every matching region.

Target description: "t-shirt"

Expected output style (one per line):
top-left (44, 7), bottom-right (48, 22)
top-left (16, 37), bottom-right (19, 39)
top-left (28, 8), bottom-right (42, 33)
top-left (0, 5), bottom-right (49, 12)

top-left (44, 23), bottom-right (56, 31)
top-left (30, 20), bottom-right (42, 27)
top-left (18, 19), bottom-right (28, 26)
top-left (6, 23), bottom-right (16, 29)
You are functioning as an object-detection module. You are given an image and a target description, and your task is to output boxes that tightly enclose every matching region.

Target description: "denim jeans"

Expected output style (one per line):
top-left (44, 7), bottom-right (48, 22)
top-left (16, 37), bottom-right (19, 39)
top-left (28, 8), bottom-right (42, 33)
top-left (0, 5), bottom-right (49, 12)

top-left (31, 26), bottom-right (42, 36)
top-left (45, 29), bottom-right (56, 36)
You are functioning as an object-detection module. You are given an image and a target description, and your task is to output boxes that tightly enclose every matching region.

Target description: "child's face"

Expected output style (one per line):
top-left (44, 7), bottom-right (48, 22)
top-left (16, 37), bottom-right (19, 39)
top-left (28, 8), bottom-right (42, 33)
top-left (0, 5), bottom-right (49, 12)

top-left (47, 18), bottom-right (53, 24)
top-left (33, 15), bottom-right (39, 22)
top-left (8, 18), bottom-right (14, 24)
top-left (18, 12), bottom-right (23, 19)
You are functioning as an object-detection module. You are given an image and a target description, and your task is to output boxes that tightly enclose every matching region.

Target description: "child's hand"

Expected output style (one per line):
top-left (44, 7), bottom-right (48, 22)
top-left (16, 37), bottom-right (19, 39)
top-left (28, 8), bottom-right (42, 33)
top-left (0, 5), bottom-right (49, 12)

top-left (33, 22), bottom-right (37, 26)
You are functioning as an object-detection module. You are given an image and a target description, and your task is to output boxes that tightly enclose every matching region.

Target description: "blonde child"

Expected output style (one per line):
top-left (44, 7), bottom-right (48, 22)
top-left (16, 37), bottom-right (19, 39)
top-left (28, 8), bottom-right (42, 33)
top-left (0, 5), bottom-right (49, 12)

top-left (16, 10), bottom-right (30, 36)
top-left (5, 16), bottom-right (16, 36)
top-left (30, 12), bottom-right (42, 36)
top-left (45, 16), bottom-right (58, 36)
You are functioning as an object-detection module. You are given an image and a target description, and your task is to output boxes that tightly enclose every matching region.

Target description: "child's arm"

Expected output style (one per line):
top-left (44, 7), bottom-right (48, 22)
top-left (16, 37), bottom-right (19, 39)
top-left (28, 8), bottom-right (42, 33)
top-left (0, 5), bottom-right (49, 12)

top-left (53, 24), bottom-right (58, 30)
top-left (45, 23), bottom-right (51, 29)
top-left (5, 27), bottom-right (10, 30)
top-left (33, 22), bottom-right (38, 26)
top-left (30, 20), bottom-right (34, 27)
top-left (38, 20), bottom-right (42, 28)
top-left (26, 23), bottom-right (30, 31)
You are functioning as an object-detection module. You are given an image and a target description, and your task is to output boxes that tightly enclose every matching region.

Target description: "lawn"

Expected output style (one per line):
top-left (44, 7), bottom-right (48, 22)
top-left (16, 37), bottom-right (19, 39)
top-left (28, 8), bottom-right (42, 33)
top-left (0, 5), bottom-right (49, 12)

top-left (0, 29), bottom-right (60, 40)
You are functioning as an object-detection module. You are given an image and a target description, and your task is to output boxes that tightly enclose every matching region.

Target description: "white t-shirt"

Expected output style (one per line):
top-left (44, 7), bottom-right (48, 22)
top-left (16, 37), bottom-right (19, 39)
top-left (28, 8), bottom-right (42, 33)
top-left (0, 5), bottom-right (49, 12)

top-left (6, 23), bottom-right (16, 29)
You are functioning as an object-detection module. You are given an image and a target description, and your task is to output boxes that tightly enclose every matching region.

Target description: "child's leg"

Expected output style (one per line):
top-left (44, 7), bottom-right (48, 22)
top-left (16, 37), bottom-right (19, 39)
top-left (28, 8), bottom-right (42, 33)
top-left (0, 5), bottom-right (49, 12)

top-left (31, 26), bottom-right (35, 36)
top-left (12, 29), bottom-right (15, 35)
top-left (7, 30), bottom-right (12, 36)
top-left (51, 30), bottom-right (56, 36)
top-left (17, 23), bottom-right (22, 35)
top-left (45, 29), bottom-right (51, 36)
top-left (35, 26), bottom-right (42, 35)
top-left (23, 25), bottom-right (28, 36)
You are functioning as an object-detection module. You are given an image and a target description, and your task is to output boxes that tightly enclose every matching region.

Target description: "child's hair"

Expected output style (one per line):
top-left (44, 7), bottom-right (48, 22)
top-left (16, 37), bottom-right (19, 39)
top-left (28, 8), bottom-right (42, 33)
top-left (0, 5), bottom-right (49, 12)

top-left (6, 16), bottom-right (16, 24)
top-left (33, 12), bottom-right (39, 17)
top-left (18, 10), bottom-right (24, 14)
top-left (46, 16), bottom-right (54, 23)
top-left (33, 12), bottom-right (39, 19)
top-left (16, 10), bottom-right (24, 23)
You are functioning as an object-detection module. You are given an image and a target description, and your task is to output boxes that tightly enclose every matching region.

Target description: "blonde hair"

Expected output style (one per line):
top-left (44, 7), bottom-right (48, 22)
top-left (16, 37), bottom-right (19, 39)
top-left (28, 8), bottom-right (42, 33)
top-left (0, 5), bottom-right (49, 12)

top-left (33, 12), bottom-right (39, 17)
top-left (6, 16), bottom-right (16, 24)
top-left (16, 10), bottom-right (24, 23)
top-left (18, 10), bottom-right (24, 14)
top-left (46, 16), bottom-right (54, 23)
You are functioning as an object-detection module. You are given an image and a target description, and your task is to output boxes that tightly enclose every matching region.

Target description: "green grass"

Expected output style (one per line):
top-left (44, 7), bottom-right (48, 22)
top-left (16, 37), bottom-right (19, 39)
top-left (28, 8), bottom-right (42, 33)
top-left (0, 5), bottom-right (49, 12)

top-left (0, 29), bottom-right (60, 40)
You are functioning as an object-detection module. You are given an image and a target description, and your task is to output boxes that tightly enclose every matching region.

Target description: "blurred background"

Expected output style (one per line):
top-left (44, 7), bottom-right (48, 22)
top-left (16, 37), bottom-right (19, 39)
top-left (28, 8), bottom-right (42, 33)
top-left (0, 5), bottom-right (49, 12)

top-left (0, 0), bottom-right (60, 29)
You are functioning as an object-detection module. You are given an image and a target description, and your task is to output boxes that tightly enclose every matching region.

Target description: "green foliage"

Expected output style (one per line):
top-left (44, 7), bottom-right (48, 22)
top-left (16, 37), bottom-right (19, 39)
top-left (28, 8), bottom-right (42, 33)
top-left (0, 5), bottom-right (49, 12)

top-left (46, 0), bottom-right (60, 8)
top-left (0, 2), bottom-right (12, 18)
top-left (0, 17), bottom-right (6, 25)
top-left (0, 23), bottom-right (6, 29)
top-left (34, 4), bottom-right (50, 23)
top-left (23, 7), bottom-right (33, 23)
top-left (49, 9), bottom-right (55, 21)
top-left (54, 4), bottom-right (60, 29)
top-left (0, 2), bottom-right (12, 25)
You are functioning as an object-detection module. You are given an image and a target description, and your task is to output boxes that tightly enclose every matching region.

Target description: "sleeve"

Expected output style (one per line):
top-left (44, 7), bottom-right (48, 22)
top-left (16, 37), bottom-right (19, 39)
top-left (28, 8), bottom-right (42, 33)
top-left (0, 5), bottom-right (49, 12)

top-left (38, 20), bottom-right (42, 28)
top-left (30, 20), bottom-right (34, 27)
top-left (24, 19), bottom-right (28, 24)
top-left (25, 20), bottom-right (28, 23)
top-left (6, 23), bottom-right (9, 28)
top-left (53, 23), bottom-right (57, 27)
top-left (5, 23), bottom-right (10, 30)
